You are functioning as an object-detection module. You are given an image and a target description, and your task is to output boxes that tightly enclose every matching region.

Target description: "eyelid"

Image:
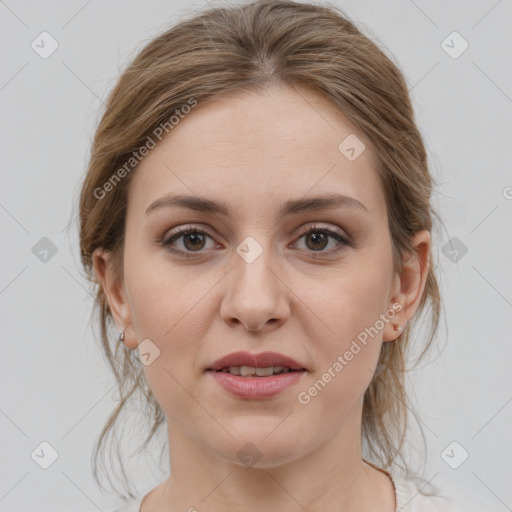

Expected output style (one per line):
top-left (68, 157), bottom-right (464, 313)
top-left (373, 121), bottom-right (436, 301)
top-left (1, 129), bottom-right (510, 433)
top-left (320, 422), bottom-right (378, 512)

top-left (163, 222), bottom-right (349, 241)
top-left (294, 222), bottom-right (349, 241)
top-left (164, 224), bottom-right (213, 239)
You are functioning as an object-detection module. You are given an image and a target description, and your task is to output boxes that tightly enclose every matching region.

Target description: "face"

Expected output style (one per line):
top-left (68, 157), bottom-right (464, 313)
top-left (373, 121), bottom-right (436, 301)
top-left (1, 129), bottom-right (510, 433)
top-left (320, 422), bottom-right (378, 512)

top-left (94, 85), bottom-right (429, 469)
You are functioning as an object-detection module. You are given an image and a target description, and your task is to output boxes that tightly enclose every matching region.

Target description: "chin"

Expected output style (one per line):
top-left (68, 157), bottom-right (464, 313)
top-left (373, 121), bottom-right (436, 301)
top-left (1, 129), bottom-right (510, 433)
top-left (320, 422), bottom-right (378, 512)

top-left (209, 428), bottom-right (307, 469)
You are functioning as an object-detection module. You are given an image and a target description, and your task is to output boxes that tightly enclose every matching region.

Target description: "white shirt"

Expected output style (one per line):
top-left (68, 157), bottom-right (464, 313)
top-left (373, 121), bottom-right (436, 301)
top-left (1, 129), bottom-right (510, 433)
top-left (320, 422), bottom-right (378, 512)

top-left (110, 471), bottom-right (502, 511)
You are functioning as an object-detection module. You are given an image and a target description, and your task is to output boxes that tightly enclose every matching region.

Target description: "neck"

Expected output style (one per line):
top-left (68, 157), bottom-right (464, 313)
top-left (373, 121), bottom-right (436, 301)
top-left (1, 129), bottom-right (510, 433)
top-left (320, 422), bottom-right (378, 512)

top-left (150, 417), bottom-right (396, 512)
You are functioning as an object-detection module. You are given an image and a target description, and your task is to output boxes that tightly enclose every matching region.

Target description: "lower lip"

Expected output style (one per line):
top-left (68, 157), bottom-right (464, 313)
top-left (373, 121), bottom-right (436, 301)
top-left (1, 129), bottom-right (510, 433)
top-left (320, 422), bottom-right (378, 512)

top-left (208, 370), bottom-right (306, 399)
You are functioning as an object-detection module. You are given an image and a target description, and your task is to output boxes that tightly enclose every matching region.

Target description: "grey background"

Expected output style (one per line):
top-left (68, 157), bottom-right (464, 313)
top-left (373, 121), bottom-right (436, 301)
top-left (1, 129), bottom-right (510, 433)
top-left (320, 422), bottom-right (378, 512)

top-left (1, 0), bottom-right (511, 510)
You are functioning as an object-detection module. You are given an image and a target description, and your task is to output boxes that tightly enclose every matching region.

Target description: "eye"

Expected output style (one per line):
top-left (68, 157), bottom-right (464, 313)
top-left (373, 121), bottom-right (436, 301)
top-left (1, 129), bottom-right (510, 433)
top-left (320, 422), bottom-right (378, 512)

top-left (161, 225), bottom-right (217, 257)
top-left (160, 223), bottom-right (353, 258)
top-left (293, 224), bottom-right (353, 256)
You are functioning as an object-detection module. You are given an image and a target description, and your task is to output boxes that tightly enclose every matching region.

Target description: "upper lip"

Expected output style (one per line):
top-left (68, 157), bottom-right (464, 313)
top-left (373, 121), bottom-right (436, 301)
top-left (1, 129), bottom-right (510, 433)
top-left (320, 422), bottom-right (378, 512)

top-left (207, 351), bottom-right (307, 371)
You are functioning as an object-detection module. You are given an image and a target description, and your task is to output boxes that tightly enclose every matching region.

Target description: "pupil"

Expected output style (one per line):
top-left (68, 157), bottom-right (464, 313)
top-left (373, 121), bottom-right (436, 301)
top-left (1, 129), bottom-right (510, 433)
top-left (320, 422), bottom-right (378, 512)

top-left (185, 233), bottom-right (205, 251)
top-left (307, 232), bottom-right (327, 250)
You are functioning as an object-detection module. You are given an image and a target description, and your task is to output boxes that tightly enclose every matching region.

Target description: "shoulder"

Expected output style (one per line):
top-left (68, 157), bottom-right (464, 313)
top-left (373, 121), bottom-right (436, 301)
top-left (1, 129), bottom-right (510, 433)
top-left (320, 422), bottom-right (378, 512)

top-left (109, 495), bottom-right (144, 512)
top-left (109, 479), bottom-right (165, 511)
top-left (392, 473), bottom-right (504, 512)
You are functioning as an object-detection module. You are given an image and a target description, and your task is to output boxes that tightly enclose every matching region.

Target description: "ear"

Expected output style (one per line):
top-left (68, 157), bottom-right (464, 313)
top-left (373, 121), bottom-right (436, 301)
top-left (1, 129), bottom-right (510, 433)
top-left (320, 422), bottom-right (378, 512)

top-left (382, 230), bottom-right (431, 342)
top-left (92, 248), bottom-right (138, 349)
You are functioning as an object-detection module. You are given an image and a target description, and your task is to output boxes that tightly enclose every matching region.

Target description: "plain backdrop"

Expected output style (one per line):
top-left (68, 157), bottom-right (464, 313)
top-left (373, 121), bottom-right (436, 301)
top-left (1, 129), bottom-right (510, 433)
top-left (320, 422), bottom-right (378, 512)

top-left (1, 0), bottom-right (511, 510)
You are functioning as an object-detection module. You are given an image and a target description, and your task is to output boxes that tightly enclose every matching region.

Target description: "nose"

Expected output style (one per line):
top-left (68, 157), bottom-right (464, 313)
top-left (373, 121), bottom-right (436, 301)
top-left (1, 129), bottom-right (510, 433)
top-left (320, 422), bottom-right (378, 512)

top-left (220, 241), bottom-right (290, 334)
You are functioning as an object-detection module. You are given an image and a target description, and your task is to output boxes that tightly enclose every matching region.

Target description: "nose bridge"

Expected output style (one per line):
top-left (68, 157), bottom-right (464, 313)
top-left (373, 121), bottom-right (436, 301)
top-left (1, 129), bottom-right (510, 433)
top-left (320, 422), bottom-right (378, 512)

top-left (220, 233), bottom-right (289, 332)
top-left (233, 234), bottom-right (277, 297)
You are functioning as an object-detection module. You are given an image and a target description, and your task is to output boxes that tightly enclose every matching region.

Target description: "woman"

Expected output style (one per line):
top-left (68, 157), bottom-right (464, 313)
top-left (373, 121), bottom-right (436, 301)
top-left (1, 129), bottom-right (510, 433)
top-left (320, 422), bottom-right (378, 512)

top-left (78, 1), bottom-right (495, 511)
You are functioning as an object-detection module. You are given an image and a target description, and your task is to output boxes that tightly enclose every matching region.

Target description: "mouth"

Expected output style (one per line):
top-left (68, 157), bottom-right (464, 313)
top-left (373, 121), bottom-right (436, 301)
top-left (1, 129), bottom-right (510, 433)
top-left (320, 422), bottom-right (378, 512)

top-left (207, 350), bottom-right (307, 373)
top-left (206, 351), bottom-right (308, 399)
top-left (211, 365), bottom-right (303, 377)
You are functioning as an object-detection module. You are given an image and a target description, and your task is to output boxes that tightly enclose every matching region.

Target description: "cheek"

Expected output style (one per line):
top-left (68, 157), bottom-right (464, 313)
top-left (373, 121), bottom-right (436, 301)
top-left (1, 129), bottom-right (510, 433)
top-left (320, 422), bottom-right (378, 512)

top-left (304, 255), bottom-right (392, 343)
top-left (297, 253), bottom-right (393, 395)
top-left (123, 253), bottom-right (220, 417)
top-left (125, 242), bottom-right (215, 338)
top-left (297, 286), bottom-right (385, 418)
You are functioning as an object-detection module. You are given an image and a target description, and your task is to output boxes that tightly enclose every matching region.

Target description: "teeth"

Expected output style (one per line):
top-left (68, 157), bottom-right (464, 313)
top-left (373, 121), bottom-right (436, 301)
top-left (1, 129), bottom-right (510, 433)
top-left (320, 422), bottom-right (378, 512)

top-left (240, 365), bottom-right (255, 376)
top-left (220, 366), bottom-right (293, 376)
top-left (255, 367), bottom-right (274, 377)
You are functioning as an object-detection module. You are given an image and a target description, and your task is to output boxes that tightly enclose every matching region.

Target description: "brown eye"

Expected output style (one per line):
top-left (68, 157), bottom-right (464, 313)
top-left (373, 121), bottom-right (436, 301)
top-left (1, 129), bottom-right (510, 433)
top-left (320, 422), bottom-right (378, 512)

top-left (181, 232), bottom-right (207, 251)
top-left (162, 226), bottom-right (216, 256)
top-left (304, 231), bottom-right (329, 251)
top-left (294, 224), bottom-right (353, 256)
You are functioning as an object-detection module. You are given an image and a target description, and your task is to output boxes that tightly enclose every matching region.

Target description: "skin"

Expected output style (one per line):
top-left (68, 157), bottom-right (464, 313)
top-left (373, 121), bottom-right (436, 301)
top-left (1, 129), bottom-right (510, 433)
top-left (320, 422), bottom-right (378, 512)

top-left (93, 84), bottom-right (430, 512)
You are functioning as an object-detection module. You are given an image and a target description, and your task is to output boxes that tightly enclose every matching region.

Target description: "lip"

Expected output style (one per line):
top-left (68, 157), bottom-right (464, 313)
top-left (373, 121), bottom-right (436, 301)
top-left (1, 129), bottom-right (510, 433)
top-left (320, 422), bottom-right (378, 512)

top-left (207, 351), bottom-right (306, 372)
top-left (208, 370), bottom-right (307, 399)
top-left (206, 351), bottom-right (307, 400)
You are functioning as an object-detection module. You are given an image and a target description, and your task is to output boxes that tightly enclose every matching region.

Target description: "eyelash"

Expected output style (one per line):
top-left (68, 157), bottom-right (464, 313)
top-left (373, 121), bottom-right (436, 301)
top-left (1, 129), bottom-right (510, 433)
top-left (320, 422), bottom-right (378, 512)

top-left (161, 224), bottom-right (353, 259)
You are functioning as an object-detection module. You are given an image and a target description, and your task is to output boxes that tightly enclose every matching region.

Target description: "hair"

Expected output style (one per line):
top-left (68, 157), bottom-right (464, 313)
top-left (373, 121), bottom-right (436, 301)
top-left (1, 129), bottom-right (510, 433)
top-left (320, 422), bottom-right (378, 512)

top-left (77, 0), bottom-right (447, 500)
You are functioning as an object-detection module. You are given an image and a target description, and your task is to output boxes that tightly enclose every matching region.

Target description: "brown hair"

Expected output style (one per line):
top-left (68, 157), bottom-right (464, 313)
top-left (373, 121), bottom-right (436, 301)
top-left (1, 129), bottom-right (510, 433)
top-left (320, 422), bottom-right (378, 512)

top-left (77, 0), bottom-right (447, 499)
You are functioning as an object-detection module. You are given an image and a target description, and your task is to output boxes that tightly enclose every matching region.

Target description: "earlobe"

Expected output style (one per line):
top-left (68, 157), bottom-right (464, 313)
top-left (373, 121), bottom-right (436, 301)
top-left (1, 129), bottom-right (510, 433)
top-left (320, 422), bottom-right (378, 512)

top-left (382, 311), bottom-right (406, 342)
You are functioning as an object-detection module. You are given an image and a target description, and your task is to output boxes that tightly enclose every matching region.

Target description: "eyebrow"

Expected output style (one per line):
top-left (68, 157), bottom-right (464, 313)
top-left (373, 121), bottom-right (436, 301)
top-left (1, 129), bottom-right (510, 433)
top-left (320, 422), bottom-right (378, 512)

top-left (145, 192), bottom-right (370, 217)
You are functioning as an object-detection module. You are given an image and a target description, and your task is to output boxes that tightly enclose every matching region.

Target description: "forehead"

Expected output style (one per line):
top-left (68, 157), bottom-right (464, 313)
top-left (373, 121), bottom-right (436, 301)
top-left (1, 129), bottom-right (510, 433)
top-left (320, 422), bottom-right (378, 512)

top-left (128, 85), bottom-right (386, 220)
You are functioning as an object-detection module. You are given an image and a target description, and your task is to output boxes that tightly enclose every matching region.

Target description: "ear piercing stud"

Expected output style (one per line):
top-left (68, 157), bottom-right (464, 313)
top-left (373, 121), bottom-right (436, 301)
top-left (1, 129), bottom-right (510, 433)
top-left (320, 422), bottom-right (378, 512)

top-left (119, 329), bottom-right (125, 342)
top-left (394, 324), bottom-right (403, 333)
